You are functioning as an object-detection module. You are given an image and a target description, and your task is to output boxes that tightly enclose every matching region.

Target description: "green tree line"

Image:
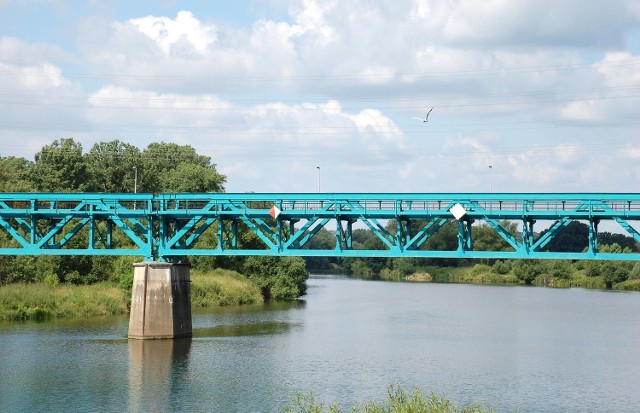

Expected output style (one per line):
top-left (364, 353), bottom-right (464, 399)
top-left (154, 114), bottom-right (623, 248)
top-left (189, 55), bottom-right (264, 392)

top-left (0, 138), bottom-right (307, 300)
top-left (303, 219), bottom-right (640, 290)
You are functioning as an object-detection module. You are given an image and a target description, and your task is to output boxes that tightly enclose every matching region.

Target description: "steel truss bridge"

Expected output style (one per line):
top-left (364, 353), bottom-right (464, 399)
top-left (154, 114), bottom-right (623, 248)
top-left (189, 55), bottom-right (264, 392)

top-left (0, 193), bottom-right (639, 261)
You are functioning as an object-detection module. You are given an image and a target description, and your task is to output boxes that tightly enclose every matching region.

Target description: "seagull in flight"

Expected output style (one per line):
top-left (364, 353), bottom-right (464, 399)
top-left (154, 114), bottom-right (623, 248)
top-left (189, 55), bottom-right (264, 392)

top-left (412, 108), bottom-right (433, 123)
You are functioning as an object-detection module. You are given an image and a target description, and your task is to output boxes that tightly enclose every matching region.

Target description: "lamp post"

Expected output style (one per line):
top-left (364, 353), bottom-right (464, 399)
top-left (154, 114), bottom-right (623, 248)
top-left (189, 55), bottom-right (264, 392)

top-left (133, 166), bottom-right (138, 210)
top-left (316, 166), bottom-right (320, 193)
top-left (133, 166), bottom-right (138, 194)
top-left (489, 165), bottom-right (493, 194)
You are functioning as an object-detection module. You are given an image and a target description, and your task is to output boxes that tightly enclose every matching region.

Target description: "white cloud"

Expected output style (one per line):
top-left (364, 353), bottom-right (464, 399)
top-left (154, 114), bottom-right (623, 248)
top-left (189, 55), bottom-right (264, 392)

top-left (128, 11), bottom-right (217, 57)
top-left (1, 1), bottom-right (639, 194)
top-left (619, 146), bottom-right (640, 160)
top-left (0, 36), bottom-right (70, 66)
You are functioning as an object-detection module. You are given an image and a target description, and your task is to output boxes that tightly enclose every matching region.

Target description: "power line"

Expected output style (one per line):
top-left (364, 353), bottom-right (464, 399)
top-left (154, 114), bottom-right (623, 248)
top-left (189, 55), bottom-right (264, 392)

top-left (1, 92), bottom-right (639, 111)
top-left (1, 58), bottom-right (639, 81)
top-left (1, 83), bottom-right (640, 104)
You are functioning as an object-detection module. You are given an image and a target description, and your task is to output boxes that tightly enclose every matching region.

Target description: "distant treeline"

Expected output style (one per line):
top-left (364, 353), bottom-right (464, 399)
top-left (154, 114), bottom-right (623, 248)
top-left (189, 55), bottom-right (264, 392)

top-left (0, 138), bottom-right (307, 300)
top-left (303, 220), bottom-right (640, 290)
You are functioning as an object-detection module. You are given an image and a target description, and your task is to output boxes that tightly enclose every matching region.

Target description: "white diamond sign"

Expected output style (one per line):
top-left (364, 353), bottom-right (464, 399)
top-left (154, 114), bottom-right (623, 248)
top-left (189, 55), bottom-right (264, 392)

top-left (449, 203), bottom-right (467, 220)
top-left (269, 205), bottom-right (281, 219)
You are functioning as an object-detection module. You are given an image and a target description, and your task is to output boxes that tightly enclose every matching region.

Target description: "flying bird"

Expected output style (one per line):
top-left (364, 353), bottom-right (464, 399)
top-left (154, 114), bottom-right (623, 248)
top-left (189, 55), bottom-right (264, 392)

top-left (412, 108), bottom-right (433, 123)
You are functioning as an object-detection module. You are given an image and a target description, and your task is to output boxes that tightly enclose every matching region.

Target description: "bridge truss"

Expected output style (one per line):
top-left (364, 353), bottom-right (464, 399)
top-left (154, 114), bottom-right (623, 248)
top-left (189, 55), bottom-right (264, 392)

top-left (0, 193), bottom-right (639, 261)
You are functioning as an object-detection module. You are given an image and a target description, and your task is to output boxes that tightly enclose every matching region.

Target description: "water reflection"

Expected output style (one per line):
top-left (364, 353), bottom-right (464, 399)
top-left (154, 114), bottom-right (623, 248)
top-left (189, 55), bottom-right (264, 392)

top-left (127, 339), bottom-right (192, 412)
top-left (194, 321), bottom-right (297, 337)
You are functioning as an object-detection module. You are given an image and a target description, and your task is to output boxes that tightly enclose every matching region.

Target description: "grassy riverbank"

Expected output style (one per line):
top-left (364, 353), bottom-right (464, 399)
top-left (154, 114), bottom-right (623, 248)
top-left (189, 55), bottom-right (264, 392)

top-left (0, 268), bottom-right (262, 321)
top-left (383, 263), bottom-right (640, 291)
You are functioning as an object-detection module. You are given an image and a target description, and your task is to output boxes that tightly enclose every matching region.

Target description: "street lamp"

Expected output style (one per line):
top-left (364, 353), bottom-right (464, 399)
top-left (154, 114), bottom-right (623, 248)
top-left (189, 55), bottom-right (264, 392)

top-left (489, 165), bottom-right (493, 194)
top-left (133, 166), bottom-right (138, 194)
top-left (316, 166), bottom-right (320, 193)
top-left (133, 166), bottom-right (138, 210)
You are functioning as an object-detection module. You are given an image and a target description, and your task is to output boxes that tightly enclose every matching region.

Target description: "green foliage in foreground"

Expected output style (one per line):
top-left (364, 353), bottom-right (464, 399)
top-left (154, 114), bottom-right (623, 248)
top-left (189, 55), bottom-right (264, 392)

top-left (284, 386), bottom-right (498, 413)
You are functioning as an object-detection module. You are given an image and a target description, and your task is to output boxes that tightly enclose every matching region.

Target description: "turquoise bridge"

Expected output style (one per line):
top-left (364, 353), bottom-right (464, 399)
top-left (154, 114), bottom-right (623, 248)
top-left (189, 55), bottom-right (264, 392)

top-left (1, 192), bottom-right (639, 261)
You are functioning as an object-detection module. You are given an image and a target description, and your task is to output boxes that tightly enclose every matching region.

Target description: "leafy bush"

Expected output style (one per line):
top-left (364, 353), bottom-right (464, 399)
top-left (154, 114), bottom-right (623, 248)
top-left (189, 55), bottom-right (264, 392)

top-left (491, 260), bottom-right (511, 275)
top-left (242, 256), bottom-right (308, 300)
top-left (628, 262), bottom-right (640, 280)
top-left (547, 260), bottom-right (573, 280)
top-left (191, 269), bottom-right (262, 306)
top-left (285, 385), bottom-right (497, 413)
top-left (380, 268), bottom-right (404, 281)
top-left (470, 264), bottom-right (492, 276)
top-left (511, 260), bottom-right (544, 285)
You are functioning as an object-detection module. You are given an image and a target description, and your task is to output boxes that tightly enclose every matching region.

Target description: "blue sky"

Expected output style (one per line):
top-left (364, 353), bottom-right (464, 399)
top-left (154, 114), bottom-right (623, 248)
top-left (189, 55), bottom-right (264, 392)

top-left (1, 0), bottom-right (639, 195)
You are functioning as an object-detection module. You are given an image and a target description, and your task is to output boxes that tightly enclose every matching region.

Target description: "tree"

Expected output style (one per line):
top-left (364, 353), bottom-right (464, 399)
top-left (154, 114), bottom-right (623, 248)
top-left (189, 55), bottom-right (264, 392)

top-left (29, 138), bottom-right (87, 192)
top-left (472, 221), bottom-right (516, 252)
top-left (540, 221), bottom-right (588, 252)
top-left (160, 163), bottom-right (225, 192)
top-left (141, 142), bottom-right (219, 193)
top-left (547, 260), bottom-right (573, 280)
top-left (242, 256), bottom-right (308, 300)
top-left (583, 244), bottom-right (634, 288)
top-left (302, 227), bottom-right (335, 270)
top-left (0, 156), bottom-right (33, 192)
top-left (511, 260), bottom-right (544, 285)
top-left (598, 232), bottom-right (638, 252)
top-left (84, 140), bottom-right (141, 193)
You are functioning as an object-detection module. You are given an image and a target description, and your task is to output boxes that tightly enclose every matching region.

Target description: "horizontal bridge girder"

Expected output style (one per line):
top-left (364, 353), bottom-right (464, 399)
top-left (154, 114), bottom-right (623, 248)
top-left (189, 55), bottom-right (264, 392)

top-left (0, 192), bottom-right (638, 261)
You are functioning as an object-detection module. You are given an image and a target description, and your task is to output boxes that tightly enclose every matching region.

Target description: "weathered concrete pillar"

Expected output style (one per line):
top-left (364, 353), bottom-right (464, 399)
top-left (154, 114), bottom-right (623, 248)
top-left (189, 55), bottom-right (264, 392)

top-left (128, 262), bottom-right (192, 339)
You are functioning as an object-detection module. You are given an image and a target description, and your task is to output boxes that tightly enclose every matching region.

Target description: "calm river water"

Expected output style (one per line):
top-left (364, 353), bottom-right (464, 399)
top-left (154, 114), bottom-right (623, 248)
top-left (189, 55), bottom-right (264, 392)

top-left (1, 275), bottom-right (640, 412)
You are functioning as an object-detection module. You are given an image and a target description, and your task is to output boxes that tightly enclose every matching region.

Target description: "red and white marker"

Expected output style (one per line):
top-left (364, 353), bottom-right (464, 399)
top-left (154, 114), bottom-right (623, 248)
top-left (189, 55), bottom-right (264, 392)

top-left (269, 205), bottom-right (281, 219)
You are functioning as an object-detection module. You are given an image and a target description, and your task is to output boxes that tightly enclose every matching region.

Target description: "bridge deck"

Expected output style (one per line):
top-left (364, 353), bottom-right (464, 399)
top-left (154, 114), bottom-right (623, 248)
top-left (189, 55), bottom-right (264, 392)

top-left (0, 193), bottom-right (639, 261)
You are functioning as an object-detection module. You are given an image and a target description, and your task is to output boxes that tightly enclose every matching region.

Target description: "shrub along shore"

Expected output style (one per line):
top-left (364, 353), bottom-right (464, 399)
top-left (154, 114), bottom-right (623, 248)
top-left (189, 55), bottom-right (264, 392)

top-left (0, 269), bottom-right (263, 321)
top-left (3, 261), bottom-right (639, 322)
top-left (285, 385), bottom-right (500, 413)
top-left (372, 260), bottom-right (640, 291)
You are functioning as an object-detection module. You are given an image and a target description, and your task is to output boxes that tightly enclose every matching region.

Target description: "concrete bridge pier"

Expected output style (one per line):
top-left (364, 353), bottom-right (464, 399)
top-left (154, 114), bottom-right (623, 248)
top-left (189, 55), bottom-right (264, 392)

top-left (128, 262), bottom-right (192, 340)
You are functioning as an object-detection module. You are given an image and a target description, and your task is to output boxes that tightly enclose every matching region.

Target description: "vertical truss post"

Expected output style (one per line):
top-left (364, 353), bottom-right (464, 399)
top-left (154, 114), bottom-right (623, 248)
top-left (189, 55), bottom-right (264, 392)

top-left (146, 215), bottom-right (155, 262)
top-left (335, 219), bottom-right (343, 252)
top-left (30, 200), bottom-right (36, 245)
top-left (522, 219), bottom-right (535, 255)
top-left (160, 216), bottom-right (168, 254)
top-left (346, 219), bottom-right (353, 249)
top-left (276, 215), bottom-right (282, 253)
top-left (106, 220), bottom-right (112, 249)
top-left (589, 218), bottom-right (600, 255)
top-left (48, 219), bottom-right (56, 246)
top-left (231, 219), bottom-right (238, 249)
top-left (457, 219), bottom-right (473, 253)
top-left (521, 219), bottom-right (530, 255)
top-left (287, 219), bottom-right (299, 249)
top-left (217, 219), bottom-right (224, 251)
top-left (89, 205), bottom-right (95, 250)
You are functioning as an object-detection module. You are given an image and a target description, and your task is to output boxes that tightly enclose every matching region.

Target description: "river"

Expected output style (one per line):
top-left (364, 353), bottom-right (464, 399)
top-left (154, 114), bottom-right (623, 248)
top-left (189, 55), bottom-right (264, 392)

top-left (1, 275), bottom-right (640, 412)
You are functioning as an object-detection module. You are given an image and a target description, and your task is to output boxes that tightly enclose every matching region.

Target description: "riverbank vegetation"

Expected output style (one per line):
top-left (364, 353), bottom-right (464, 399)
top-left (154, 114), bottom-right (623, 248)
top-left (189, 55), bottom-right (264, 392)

top-left (0, 268), bottom-right (264, 321)
top-left (285, 386), bottom-right (498, 413)
top-left (304, 221), bottom-right (640, 291)
top-left (190, 269), bottom-right (263, 307)
top-left (0, 139), bottom-right (309, 313)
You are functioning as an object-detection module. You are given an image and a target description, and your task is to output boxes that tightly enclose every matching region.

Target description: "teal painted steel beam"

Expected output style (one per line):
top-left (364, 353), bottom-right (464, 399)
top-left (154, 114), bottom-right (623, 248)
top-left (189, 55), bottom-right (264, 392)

top-left (0, 193), bottom-right (639, 261)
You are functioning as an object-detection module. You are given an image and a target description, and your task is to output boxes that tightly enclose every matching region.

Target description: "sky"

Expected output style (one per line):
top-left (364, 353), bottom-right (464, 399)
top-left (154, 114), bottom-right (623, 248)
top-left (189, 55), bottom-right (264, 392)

top-left (0, 0), bottom-right (639, 194)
